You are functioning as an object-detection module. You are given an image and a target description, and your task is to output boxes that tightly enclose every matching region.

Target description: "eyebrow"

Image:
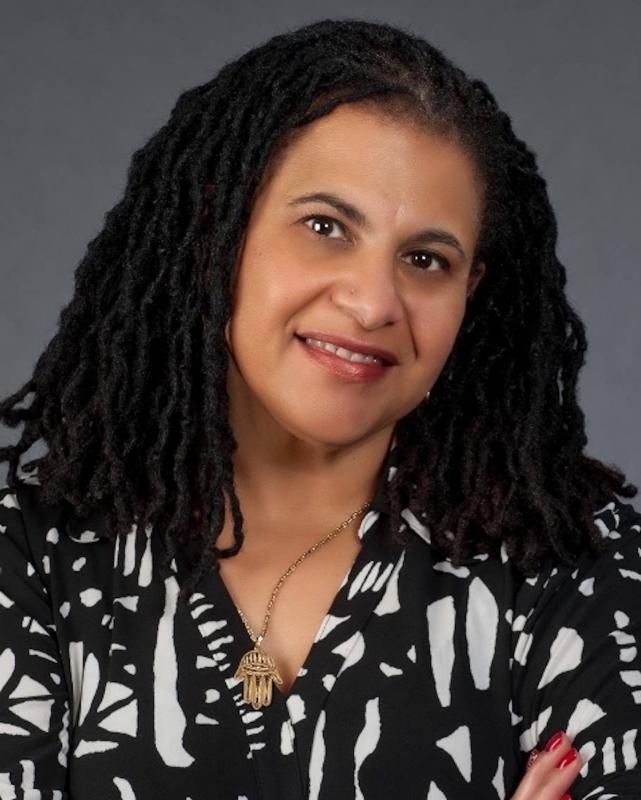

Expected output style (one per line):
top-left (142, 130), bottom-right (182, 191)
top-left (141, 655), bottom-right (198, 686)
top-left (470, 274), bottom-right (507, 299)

top-left (287, 191), bottom-right (467, 260)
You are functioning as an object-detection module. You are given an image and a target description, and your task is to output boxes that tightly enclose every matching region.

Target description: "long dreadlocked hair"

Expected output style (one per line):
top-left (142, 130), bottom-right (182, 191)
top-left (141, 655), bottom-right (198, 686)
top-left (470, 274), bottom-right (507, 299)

top-left (1, 17), bottom-right (636, 602)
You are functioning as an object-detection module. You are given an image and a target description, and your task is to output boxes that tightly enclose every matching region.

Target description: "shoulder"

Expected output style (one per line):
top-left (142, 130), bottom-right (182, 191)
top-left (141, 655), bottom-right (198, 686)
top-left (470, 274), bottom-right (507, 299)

top-left (510, 495), bottom-right (641, 689)
top-left (0, 482), bottom-right (31, 572)
top-left (563, 494), bottom-right (641, 610)
top-left (1, 467), bottom-right (113, 543)
top-left (513, 496), bottom-right (641, 616)
top-left (0, 478), bottom-right (63, 626)
top-left (0, 474), bottom-right (134, 646)
top-left (0, 473), bottom-right (115, 590)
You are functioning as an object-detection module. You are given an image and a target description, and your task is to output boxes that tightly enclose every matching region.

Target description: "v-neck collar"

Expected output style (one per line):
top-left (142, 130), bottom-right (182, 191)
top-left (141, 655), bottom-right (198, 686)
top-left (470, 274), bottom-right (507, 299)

top-left (180, 429), bottom-right (403, 698)
top-left (212, 502), bottom-right (403, 699)
top-left (180, 506), bottom-right (404, 797)
top-left (174, 434), bottom-right (406, 796)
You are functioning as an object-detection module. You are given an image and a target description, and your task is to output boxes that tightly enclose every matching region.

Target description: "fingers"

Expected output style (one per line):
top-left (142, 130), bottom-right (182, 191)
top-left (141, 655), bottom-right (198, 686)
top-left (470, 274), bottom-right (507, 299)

top-left (511, 730), bottom-right (583, 800)
top-left (526, 748), bottom-right (541, 770)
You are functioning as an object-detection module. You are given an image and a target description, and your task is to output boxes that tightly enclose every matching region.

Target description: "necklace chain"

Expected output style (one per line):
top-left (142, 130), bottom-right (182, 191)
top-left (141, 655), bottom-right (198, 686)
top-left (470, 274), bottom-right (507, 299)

top-left (234, 499), bottom-right (372, 645)
top-left (231, 499), bottom-right (372, 709)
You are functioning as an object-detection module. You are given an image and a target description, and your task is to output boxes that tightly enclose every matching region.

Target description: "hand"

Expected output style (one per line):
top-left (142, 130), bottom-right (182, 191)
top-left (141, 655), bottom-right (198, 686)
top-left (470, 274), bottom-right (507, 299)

top-left (510, 730), bottom-right (583, 800)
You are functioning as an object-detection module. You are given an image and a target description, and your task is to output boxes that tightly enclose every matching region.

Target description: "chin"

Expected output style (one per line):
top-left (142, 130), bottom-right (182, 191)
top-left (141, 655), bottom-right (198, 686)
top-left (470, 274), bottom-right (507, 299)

top-left (294, 427), bottom-right (368, 449)
top-left (283, 413), bottom-right (393, 450)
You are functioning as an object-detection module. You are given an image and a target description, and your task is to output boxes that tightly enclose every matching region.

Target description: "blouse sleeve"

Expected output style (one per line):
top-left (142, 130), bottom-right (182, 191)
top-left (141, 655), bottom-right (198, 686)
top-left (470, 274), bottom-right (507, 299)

top-left (0, 483), bottom-right (70, 797)
top-left (510, 498), bottom-right (641, 800)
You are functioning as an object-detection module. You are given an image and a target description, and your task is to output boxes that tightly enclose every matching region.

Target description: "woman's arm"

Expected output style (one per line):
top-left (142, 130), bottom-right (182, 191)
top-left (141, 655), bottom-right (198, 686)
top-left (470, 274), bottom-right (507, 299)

top-left (511, 499), bottom-right (641, 799)
top-left (0, 485), bottom-right (70, 795)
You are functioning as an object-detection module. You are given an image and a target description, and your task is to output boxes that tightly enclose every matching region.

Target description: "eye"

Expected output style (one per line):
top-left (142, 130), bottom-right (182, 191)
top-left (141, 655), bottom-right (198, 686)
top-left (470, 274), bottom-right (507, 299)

top-left (401, 251), bottom-right (451, 273)
top-left (302, 214), bottom-right (346, 240)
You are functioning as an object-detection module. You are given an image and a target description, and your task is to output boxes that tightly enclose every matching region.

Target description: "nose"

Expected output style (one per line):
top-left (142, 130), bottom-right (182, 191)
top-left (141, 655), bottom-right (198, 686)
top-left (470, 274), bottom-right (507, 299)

top-left (331, 262), bottom-right (405, 330)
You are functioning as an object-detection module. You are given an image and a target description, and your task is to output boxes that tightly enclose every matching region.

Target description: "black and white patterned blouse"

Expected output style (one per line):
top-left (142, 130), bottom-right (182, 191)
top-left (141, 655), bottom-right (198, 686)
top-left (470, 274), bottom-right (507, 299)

top-left (1, 436), bottom-right (641, 799)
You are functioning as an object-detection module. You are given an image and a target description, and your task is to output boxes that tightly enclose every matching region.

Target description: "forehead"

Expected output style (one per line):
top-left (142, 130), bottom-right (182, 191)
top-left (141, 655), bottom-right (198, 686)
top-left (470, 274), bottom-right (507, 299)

top-left (255, 103), bottom-right (483, 230)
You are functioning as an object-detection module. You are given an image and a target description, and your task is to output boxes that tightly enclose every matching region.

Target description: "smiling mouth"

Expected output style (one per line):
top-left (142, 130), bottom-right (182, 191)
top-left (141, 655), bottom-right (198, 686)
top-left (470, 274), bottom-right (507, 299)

top-left (294, 334), bottom-right (393, 383)
top-left (299, 336), bottom-right (384, 366)
top-left (294, 334), bottom-right (393, 366)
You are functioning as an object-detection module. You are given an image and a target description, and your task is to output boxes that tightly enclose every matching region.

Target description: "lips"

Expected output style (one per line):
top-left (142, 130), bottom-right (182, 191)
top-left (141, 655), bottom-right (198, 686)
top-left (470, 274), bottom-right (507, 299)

top-left (295, 332), bottom-right (398, 366)
top-left (296, 335), bottom-right (390, 382)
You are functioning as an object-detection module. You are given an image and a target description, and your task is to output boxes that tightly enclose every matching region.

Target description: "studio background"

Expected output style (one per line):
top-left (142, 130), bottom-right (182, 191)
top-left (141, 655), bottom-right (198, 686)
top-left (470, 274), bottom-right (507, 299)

top-left (1, 1), bottom-right (639, 489)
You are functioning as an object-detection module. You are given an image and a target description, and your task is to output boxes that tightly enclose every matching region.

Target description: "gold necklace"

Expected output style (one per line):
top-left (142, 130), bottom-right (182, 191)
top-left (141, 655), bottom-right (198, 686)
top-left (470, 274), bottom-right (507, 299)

top-left (232, 499), bottom-right (372, 709)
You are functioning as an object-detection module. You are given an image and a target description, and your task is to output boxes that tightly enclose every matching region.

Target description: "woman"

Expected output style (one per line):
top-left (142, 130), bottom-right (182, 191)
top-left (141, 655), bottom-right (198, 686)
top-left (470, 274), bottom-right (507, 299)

top-left (0, 16), bottom-right (638, 800)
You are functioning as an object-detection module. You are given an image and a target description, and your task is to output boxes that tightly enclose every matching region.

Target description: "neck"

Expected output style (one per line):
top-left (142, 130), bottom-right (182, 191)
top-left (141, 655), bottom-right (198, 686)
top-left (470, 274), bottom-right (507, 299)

top-left (227, 398), bottom-right (394, 528)
top-left (231, 424), bottom-right (393, 525)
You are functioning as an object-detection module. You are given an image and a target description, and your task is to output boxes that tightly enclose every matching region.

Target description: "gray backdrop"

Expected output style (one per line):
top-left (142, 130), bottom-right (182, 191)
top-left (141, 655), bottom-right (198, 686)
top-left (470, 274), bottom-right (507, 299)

top-left (1, 1), bottom-right (639, 489)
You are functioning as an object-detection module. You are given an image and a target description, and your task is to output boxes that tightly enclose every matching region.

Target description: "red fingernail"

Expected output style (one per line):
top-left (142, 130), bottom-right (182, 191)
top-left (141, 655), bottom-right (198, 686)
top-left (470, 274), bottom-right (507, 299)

top-left (560, 795), bottom-right (572, 800)
top-left (557, 749), bottom-right (578, 769)
top-left (544, 730), bottom-right (565, 752)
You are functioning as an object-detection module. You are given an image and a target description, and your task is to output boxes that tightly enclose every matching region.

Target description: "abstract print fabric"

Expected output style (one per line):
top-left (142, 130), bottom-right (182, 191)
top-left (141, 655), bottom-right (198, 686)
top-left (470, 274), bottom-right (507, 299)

top-left (1, 440), bottom-right (641, 799)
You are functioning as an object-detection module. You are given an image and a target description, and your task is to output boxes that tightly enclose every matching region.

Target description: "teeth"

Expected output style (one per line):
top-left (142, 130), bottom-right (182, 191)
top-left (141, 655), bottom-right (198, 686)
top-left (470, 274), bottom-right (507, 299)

top-left (304, 338), bottom-right (383, 365)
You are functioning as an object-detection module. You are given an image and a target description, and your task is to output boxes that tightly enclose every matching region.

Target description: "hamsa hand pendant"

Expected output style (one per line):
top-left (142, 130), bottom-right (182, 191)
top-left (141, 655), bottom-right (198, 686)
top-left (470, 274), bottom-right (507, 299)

top-left (234, 647), bottom-right (284, 709)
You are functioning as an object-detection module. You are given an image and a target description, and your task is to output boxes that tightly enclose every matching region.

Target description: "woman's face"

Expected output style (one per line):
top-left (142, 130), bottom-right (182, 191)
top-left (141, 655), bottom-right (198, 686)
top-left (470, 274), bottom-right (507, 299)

top-left (224, 102), bottom-right (485, 449)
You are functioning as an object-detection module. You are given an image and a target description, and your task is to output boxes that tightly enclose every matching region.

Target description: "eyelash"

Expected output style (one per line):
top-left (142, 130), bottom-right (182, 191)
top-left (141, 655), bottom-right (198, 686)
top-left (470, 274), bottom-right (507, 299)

top-left (300, 214), bottom-right (451, 273)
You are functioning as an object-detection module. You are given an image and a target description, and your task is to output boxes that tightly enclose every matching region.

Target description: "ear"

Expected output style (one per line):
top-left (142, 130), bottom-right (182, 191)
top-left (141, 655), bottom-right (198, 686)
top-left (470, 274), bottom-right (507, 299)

top-left (466, 259), bottom-right (486, 299)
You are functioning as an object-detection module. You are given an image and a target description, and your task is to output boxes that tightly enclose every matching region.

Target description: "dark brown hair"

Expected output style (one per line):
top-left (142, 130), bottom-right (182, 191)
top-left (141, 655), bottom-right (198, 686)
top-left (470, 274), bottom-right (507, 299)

top-left (1, 17), bottom-right (636, 601)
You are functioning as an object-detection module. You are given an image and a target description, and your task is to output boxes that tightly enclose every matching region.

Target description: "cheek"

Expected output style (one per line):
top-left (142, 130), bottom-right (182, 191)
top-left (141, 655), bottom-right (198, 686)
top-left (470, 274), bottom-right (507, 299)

top-left (412, 295), bottom-right (467, 359)
top-left (231, 241), bottom-right (308, 340)
top-left (233, 246), bottom-right (276, 317)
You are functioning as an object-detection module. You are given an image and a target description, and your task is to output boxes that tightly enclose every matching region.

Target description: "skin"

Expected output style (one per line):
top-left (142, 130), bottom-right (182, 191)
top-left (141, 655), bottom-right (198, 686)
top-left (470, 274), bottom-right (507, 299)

top-left (511, 732), bottom-right (583, 799)
top-left (220, 102), bottom-right (485, 554)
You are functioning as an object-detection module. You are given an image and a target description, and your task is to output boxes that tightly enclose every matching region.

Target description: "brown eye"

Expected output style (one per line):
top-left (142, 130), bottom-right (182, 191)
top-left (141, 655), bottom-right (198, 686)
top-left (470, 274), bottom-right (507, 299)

top-left (302, 215), bottom-right (346, 239)
top-left (403, 251), bottom-right (451, 273)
